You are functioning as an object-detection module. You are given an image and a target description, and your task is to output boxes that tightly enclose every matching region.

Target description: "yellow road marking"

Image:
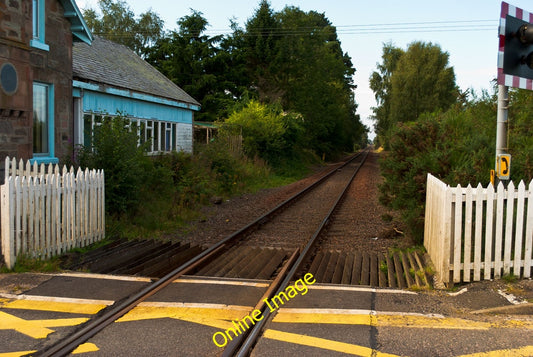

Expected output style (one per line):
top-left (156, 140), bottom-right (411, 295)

top-left (273, 308), bottom-right (533, 330)
top-left (0, 311), bottom-right (88, 339)
top-left (72, 343), bottom-right (99, 354)
top-left (56, 272), bottom-right (152, 282)
top-left (376, 314), bottom-right (533, 330)
top-left (263, 329), bottom-right (399, 357)
top-left (117, 305), bottom-right (251, 331)
top-left (0, 299), bottom-right (530, 356)
top-left (456, 345), bottom-right (533, 356)
top-left (137, 302), bottom-right (251, 310)
top-left (0, 299), bottom-right (108, 315)
top-left (172, 278), bottom-right (270, 287)
top-left (275, 311), bottom-right (375, 326)
top-left (0, 351), bottom-right (37, 357)
top-left (308, 285), bottom-right (417, 295)
top-left (0, 343), bottom-right (99, 357)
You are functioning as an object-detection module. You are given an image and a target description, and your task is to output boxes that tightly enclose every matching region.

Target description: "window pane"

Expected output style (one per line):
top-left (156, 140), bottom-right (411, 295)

top-left (172, 124), bottom-right (176, 151)
top-left (32, 0), bottom-right (39, 39)
top-left (160, 123), bottom-right (164, 151)
top-left (146, 120), bottom-right (153, 152)
top-left (139, 121), bottom-right (146, 145)
top-left (83, 114), bottom-right (92, 147)
top-left (33, 83), bottom-right (48, 154)
top-left (154, 121), bottom-right (159, 151)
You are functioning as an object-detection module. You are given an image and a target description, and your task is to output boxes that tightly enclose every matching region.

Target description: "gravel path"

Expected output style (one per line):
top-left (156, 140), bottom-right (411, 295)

top-left (318, 152), bottom-right (414, 253)
top-left (176, 151), bottom-right (413, 253)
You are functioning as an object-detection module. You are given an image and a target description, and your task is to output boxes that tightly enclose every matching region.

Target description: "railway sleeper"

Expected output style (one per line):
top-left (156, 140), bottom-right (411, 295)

top-left (68, 240), bottom-right (141, 271)
top-left (255, 249), bottom-right (289, 280)
top-left (113, 243), bottom-right (185, 275)
top-left (195, 246), bottom-right (242, 276)
top-left (90, 240), bottom-right (156, 273)
top-left (306, 249), bottom-right (431, 289)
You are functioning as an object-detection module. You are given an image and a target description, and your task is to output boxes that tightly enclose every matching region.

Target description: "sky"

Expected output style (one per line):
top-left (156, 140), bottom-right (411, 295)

top-left (75, 0), bottom-right (533, 139)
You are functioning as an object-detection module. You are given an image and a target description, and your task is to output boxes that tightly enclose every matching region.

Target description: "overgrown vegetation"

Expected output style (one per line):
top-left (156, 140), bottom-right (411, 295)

top-left (371, 40), bottom-right (533, 243)
top-left (74, 0), bottom-right (371, 240)
top-left (71, 114), bottom-right (315, 239)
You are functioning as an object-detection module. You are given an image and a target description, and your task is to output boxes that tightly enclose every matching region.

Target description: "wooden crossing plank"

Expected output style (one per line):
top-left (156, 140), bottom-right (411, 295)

top-left (378, 253), bottom-right (388, 288)
top-left (351, 251), bottom-right (362, 285)
top-left (400, 251), bottom-right (415, 288)
top-left (240, 248), bottom-right (275, 279)
top-left (331, 253), bottom-right (346, 284)
top-left (369, 254), bottom-right (378, 287)
top-left (360, 253), bottom-right (370, 286)
top-left (226, 247), bottom-right (262, 278)
top-left (314, 251), bottom-right (332, 282)
top-left (406, 252), bottom-right (422, 288)
top-left (386, 253), bottom-right (396, 288)
top-left (341, 253), bottom-right (354, 285)
top-left (414, 251), bottom-right (430, 288)
top-left (393, 252), bottom-right (405, 289)
top-left (308, 252), bottom-right (324, 277)
top-left (323, 251), bottom-right (340, 283)
top-left (256, 249), bottom-right (287, 279)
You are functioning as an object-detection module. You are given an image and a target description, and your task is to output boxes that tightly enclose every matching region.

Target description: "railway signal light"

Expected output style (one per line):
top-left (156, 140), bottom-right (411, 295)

top-left (503, 15), bottom-right (533, 79)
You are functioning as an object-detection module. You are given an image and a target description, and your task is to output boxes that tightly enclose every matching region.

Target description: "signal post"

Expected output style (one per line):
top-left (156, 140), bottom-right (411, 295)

top-left (495, 2), bottom-right (533, 185)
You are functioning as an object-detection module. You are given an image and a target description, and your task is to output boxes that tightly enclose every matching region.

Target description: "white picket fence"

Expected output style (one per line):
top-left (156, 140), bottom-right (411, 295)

top-left (424, 173), bottom-right (533, 285)
top-left (1, 157), bottom-right (105, 269)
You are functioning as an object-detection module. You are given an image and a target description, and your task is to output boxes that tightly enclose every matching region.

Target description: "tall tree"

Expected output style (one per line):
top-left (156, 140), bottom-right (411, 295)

top-left (244, 0), bottom-right (281, 101)
top-left (369, 43), bottom-right (404, 147)
top-left (370, 41), bottom-right (457, 148)
top-left (389, 41), bottom-right (457, 124)
top-left (146, 10), bottom-right (249, 122)
top-left (270, 6), bottom-right (364, 154)
top-left (83, 0), bottom-right (164, 58)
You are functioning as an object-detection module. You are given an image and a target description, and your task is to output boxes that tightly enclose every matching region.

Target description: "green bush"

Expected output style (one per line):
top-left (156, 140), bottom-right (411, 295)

top-left (222, 100), bottom-right (305, 165)
top-left (77, 115), bottom-right (153, 215)
top-left (71, 113), bottom-right (311, 239)
top-left (379, 95), bottom-right (496, 243)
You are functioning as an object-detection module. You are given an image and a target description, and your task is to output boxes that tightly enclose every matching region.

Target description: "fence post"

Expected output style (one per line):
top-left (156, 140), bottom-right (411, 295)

top-left (4, 157), bottom-right (10, 182)
top-left (514, 181), bottom-right (526, 277)
top-left (453, 184), bottom-right (463, 283)
top-left (1, 177), bottom-right (15, 268)
top-left (525, 180), bottom-right (533, 278)
top-left (484, 183), bottom-right (495, 280)
top-left (503, 181), bottom-right (515, 275)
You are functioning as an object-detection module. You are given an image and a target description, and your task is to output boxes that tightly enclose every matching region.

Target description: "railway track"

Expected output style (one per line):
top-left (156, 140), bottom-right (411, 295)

top-left (43, 149), bottom-right (430, 356)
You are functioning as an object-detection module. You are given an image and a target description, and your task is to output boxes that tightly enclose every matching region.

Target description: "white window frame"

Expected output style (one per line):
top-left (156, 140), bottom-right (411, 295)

top-left (82, 113), bottom-right (183, 155)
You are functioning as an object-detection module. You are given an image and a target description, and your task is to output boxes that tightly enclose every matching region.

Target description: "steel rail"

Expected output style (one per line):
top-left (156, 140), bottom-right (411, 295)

top-left (233, 149), bottom-right (370, 356)
top-left (35, 150), bottom-right (365, 357)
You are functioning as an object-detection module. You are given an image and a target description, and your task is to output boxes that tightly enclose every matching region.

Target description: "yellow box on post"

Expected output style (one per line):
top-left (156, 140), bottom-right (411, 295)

top-left (497, 154), bottom-right (511, 180)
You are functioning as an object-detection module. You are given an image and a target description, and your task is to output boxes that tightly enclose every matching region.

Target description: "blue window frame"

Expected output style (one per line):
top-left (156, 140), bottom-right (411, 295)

top-left (32, 82), bottom-right (58, 164)
top-left (31, 0), bottom-right (49, 51)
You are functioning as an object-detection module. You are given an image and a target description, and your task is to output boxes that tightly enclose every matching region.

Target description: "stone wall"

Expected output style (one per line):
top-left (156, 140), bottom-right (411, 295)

top-left (0, 0), bottom-right (33, 171)
top-left (0, 0), bottom-right (74, 178)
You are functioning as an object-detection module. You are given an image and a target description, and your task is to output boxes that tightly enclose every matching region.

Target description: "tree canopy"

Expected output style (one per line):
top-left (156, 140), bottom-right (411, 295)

top-left (83, 0), bottom-right (164, 58)
top-left (370, 41), bottom-right (457, 148)
top-left (84, 0), bottom-right (368, 158)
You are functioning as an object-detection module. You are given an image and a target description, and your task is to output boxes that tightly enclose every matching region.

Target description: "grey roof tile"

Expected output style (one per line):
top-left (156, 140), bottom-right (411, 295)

top-left (73, 36), bottom-right (200, 107)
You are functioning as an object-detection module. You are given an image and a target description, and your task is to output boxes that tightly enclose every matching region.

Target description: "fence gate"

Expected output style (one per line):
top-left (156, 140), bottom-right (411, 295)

top-left (424, 174), bottom-right (533, 285)
top-left (1, 157), bottom-right (105, 269)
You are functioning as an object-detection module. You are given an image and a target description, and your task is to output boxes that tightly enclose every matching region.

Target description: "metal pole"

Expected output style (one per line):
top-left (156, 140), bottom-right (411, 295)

top-left (495, 84), bottom-right (509, 185)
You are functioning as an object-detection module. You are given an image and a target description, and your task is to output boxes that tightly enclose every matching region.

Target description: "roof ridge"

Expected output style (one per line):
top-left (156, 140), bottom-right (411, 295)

top-left (73, 36), bottom-right (200, 107)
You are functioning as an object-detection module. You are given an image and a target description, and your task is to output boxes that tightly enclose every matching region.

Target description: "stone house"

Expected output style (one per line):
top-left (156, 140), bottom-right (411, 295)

top-left (0, 0), bottom-right (199, 180)
top-left (0, 0), bottom-right (92, 177)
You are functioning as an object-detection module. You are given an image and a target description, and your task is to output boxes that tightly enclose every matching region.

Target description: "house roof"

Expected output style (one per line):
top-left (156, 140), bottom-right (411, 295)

top-left (72, 36), bottom-right (200, 107)
top-left (59, 0), bottom-right (93, 45)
